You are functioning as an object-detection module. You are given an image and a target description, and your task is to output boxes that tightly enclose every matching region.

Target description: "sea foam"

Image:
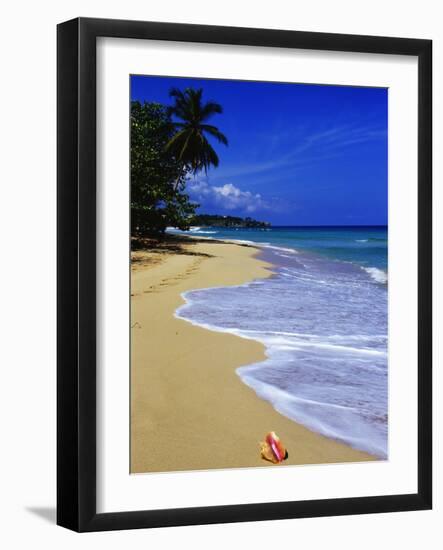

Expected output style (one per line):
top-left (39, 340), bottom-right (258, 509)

top-left (363, 266), bottom-right (388, 285)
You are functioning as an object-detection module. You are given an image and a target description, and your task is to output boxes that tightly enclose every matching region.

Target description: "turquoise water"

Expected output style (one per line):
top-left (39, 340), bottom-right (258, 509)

top-left (176, 225), bottom-right (387, 272)
top-left (170, 226), bottom-right (388, 458)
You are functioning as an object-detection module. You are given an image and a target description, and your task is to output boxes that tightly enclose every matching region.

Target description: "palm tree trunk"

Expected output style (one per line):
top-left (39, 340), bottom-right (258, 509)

top-left (173, 162), bottom-right (185, 191)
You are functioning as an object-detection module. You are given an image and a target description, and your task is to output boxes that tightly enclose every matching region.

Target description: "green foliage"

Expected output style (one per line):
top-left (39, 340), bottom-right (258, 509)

top-left (131, 100), bottom-right (197, 234)
top-left (166, 88), bottom-right (228, 174)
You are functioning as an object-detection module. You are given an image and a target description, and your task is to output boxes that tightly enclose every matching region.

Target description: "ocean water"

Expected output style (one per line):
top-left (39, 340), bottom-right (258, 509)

top-left (172, 226), bottom-right (388, 459)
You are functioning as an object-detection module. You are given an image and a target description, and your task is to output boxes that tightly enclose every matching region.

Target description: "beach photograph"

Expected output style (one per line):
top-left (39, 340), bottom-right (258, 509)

top-left (130, 75), bottom-right (388, 474)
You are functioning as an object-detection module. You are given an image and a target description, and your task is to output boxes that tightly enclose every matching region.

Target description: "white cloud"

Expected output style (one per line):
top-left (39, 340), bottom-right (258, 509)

top-left (188, 180), bottom-right (268, 213)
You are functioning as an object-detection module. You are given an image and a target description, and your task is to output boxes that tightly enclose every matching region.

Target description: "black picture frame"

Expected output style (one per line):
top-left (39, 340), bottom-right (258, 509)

top-left (57, 17), bottom-right (432, 532)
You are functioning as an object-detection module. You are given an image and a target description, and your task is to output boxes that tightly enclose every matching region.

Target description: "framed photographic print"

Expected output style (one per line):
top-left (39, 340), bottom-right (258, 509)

top-left (57, 17), bottom-right (432, 531)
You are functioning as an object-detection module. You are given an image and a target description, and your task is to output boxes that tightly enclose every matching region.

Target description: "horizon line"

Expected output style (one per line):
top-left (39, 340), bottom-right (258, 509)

top-left (266, 224), bottom-right (387, 227)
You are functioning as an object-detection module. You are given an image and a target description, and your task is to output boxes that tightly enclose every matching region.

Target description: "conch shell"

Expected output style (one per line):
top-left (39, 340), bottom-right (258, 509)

top-left (259, 431), bottom-right (288, 464)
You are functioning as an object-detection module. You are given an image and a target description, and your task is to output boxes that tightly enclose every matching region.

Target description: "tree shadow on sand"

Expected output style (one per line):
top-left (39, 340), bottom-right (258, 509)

top-left (131, 234), bottom-right (221, 259)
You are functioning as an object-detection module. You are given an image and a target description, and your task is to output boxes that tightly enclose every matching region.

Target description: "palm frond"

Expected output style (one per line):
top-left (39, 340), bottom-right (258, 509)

top-left (164, 128), bottom-right (188, 152)
top-left (198, 139), bottom-right (220, 173)
top-left (200, 124), bottom-right (228, 145)
top-left (200, 101), bottom-right (223, 121)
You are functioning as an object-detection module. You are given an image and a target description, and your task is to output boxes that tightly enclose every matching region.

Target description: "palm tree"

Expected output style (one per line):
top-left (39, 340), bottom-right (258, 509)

top-left (165, 87), bottom-right (228, 181)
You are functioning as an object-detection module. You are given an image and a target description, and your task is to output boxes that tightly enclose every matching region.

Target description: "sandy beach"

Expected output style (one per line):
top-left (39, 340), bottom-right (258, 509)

top-left (130, 236), bottom-right (376, 473)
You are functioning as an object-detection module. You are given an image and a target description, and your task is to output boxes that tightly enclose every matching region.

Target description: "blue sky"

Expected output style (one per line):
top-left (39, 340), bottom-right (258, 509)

top-left (131, 75), bottom-right (387, 226)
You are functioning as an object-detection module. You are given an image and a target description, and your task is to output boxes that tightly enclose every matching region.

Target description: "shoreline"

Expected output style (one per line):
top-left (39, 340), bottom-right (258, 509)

top-left (131, 235), bottom-right (377, 473)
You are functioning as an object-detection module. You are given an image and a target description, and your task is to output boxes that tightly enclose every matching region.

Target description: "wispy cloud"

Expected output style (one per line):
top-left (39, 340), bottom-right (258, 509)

top-left (212, 121), bottom-right (387, 182)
